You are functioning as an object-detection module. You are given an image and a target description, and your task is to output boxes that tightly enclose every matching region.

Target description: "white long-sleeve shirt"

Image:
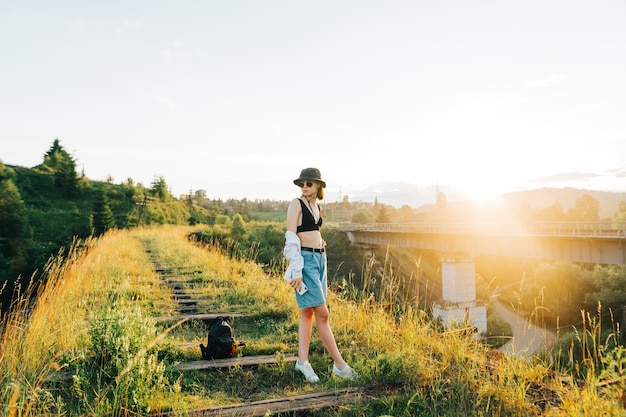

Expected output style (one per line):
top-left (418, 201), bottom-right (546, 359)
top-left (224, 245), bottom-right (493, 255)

top-left (283, 231), bottom-right (303, 281)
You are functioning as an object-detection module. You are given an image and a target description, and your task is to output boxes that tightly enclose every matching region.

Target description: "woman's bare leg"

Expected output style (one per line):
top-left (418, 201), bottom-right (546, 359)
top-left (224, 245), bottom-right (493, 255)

top-left (313, 304), bottom-right (347, 368)
top-left (298, 307), bottom-right (314, 361)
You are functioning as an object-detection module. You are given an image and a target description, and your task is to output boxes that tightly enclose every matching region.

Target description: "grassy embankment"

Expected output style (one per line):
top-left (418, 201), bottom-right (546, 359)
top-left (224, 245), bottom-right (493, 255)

top-left (1, 225), bottom-right (624, 416)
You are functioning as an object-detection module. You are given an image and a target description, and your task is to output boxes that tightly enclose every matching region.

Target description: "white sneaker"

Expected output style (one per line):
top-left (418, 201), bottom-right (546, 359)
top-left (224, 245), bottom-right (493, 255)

top-left (333, 363), bottom-right (358, 380)
top-left (295, 361), bottom-right (320, 383)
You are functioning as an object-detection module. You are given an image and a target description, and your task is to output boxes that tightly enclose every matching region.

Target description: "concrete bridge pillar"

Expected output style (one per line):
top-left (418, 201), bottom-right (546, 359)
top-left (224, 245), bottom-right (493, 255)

top-left (432, 254), bottom-right (487, 335)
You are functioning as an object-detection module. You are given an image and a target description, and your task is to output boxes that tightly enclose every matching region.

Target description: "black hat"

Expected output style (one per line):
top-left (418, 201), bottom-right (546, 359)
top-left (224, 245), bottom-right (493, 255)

top-left (293, 167), bottom-right (326, 188)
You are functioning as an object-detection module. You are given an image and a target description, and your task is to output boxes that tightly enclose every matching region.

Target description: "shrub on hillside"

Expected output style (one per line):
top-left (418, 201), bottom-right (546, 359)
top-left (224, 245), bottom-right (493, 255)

top-left (67, 301), bottom-right (169, 415)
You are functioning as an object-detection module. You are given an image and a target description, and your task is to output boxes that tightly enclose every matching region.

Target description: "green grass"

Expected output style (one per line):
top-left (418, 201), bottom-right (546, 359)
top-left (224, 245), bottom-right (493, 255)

top-left (1, 225), bottom-right (624, 416)
top-left (249, 211), bottom-right (287, 222)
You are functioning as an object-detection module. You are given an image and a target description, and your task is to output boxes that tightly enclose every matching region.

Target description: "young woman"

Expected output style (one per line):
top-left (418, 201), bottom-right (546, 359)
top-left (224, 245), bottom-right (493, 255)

top-left (283, 167), bottom-right (358, 383)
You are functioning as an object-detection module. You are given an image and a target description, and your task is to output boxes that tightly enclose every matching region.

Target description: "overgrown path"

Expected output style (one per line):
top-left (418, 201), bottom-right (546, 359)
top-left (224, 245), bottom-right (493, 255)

top-left (150, 384), bottom-right (405, 417)
top-left (142, 232), bottom-right (390, 416)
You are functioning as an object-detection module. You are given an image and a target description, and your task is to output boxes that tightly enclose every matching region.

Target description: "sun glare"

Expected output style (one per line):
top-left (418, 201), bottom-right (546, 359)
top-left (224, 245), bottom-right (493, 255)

top-left (464, 185), bottom-right (505, 203)
top-left (442, 174), bottom-right (510, 203)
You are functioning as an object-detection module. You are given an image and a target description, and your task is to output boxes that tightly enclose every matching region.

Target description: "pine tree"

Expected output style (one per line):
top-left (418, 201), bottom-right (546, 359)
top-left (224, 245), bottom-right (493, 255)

top-left (40, 138), bottom-right (79, 197)
top-left (375, 204), bottom-right (392, 223)
top-left (150, 176), bottom-right (172, 202)
top-left (231, 213), bottom-right (247, 242)
top-left (92, 189), bottom-right (116, 235)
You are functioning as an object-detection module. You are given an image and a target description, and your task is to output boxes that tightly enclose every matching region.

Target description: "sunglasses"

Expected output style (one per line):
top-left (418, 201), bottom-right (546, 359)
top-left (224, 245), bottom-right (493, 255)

top-left (297, 181), bottom-right (316, 188)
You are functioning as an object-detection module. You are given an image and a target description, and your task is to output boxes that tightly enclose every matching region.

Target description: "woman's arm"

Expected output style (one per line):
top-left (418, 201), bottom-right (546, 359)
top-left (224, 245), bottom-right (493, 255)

top-left (284, 199), bottom-right (304, 286)
top-left (286, 198), bottom-right (300, 233)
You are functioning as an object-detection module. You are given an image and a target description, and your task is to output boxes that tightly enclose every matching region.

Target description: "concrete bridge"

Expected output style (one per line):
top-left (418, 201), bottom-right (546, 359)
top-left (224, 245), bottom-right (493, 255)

top-left (340, 221), bottom-right (626, 342)
top-left (341, 221), bottom-right (626, 265)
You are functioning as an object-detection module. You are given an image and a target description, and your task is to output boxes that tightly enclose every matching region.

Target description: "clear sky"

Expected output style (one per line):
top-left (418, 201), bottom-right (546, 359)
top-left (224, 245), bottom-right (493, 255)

top-left (2, 1), bottom-right (625, 205)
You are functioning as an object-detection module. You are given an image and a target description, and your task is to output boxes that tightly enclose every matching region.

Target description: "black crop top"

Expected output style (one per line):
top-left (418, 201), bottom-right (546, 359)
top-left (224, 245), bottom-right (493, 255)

top-left (296, 198), bottom-right (323, 233)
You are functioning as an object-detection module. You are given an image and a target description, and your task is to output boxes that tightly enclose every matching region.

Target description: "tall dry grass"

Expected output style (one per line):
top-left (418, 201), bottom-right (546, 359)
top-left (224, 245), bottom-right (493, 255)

top-left (0, 228), bottom-right (171, 416)
top-left (1, 225), bottom-right (624, 416)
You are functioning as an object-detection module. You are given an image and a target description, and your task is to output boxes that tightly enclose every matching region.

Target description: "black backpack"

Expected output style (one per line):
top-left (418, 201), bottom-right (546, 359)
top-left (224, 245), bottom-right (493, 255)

top-left (200, 317), bottom-right (245, 359)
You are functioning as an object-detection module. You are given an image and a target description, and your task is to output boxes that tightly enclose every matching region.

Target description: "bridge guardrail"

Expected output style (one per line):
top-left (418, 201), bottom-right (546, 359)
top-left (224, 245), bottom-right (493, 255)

top-left (340, 221), bottom-right (626, 239)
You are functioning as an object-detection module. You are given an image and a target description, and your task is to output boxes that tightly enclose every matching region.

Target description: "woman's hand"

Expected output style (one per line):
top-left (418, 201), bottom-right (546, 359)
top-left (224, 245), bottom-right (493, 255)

top-left (290, 277), bottom-right (304, 292)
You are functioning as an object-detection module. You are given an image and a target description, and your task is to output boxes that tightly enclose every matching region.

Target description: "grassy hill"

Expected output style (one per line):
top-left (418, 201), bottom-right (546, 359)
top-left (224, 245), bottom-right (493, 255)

top-left (0, 158), bottom-right (209, 311)
top-left (1, 225), bottom-right (623, 416)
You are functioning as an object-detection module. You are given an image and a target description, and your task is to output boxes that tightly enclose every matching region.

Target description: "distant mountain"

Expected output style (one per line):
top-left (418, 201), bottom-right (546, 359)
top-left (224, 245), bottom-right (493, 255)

top-left (333, 182), bottom-right (626, 219)
top-left (500, 187), bottom-right (626, 219)
top-left (330, 182), bottom-right (468, 208)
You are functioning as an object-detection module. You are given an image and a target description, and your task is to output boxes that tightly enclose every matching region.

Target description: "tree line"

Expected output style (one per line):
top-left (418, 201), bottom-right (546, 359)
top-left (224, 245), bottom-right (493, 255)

top-left (0, 139), bottom-right (203, 308)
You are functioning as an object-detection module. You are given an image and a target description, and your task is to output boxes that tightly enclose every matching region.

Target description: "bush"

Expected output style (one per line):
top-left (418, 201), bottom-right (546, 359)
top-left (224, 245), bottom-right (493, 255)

top-left (67, 301), bottom-right (168, 415)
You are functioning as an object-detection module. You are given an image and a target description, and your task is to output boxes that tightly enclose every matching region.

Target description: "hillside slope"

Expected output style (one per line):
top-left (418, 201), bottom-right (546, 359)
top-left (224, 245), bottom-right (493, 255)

top-left (2, 225), bottom-right (624, 416)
